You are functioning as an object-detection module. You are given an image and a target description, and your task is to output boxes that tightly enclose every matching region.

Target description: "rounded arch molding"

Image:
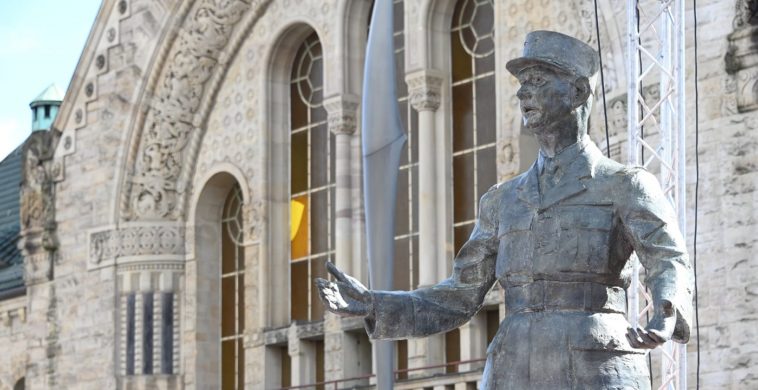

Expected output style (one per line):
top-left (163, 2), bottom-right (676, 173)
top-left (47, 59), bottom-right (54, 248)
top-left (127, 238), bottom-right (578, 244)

top-left (117, 0), bottom-right (624, 223)
top-left (119, 0), bottom-right (274, 223)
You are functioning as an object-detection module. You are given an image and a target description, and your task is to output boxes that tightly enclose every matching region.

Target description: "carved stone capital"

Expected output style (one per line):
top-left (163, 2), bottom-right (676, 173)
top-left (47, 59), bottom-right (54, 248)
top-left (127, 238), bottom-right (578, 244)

top-left (406, 69), bottom-right (444, 112)
top-left (324, 94), bottom-right (360, 136)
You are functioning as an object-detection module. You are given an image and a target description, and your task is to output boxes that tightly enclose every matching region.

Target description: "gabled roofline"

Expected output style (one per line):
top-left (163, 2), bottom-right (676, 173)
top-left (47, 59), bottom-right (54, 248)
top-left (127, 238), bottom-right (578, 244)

top-left (53, 0), bottom-right (112, 132)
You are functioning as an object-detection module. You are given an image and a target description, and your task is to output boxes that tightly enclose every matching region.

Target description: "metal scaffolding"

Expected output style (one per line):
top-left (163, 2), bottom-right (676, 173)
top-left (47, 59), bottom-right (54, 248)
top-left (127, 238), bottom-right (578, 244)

top-left (626, 0), bottom-right (687, 389)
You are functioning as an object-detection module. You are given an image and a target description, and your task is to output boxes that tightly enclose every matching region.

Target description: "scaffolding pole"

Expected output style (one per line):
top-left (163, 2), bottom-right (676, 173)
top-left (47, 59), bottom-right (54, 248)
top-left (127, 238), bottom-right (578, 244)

top-left (626, 0), bottom-right (687, 389)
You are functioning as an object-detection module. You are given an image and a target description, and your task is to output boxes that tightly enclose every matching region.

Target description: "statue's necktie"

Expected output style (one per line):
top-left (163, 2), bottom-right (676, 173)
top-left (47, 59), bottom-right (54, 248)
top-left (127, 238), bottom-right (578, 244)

top-left (540, 158), bottom-right (558, 192)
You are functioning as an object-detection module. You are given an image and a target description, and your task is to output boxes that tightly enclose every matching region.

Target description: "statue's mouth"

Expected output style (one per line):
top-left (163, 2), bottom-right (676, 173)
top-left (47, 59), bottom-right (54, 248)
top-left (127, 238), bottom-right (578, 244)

top-left (522, 104), bottom-right (539, 115)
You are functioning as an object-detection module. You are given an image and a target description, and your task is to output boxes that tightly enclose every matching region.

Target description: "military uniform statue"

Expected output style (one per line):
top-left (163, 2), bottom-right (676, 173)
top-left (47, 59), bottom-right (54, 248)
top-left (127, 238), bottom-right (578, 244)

top-left (317, 31), bottom-right (693, 389)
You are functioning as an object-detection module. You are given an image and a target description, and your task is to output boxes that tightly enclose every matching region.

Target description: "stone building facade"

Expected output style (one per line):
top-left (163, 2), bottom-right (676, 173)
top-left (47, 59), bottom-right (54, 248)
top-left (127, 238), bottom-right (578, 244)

top-left (0, 0), bottom-right (756, 389)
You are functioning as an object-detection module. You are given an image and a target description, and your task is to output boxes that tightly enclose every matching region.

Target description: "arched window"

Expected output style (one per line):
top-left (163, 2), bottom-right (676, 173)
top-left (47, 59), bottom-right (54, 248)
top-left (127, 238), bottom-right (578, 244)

top-left (448, 0), bottom-right (496, 373)
top-left (290, 32), bottom-right (332, 322)
top-left (387, 0), bottom-right (418, 377)
top-left (450, 0), bottom-right (496, 255)
top-left (221, 184), bottom-right (245, 389)
top-left (390, 0), bottom-right (419, 295)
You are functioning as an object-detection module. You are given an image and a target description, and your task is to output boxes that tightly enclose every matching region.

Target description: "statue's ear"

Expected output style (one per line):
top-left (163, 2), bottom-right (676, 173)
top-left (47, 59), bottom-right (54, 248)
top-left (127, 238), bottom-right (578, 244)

top-left (572, 76), bottom-right (592, 109)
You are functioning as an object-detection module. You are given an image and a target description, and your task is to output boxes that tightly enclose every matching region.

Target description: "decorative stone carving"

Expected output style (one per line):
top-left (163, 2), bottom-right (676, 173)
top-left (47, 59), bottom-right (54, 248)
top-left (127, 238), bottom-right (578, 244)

top-left (722, 75), bottom-right (740, 115)
top-left (243, 199), bottom-right (265, 242)
top-left (23, 253), bottom-right (52, 287)
top-left (89, 224), bottom-right (186, 265)
top-left (116, 262), bottom-right (184, 273)
top-left (324, 95), bottom-right (360, 135)
top-left (19, 130), bottom-right (60, 285)
top-left (406, 70), bottom-right (443, 112)
top-left (725, 0), bottom-right (758, 112)
top-left (732, 0), bottom-right (758, 32)
top-left (576, 0), bottom-right (598, 45)
top-left (734, 68), bottom-right (758, 112)
top-left (126, 0), bottom-right (272, 221)
top-left (608, 96), bottom-right (627, 137)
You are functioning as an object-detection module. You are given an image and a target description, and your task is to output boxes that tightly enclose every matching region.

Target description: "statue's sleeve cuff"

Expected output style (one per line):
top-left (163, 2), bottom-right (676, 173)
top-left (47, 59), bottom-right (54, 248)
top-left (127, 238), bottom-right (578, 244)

top-left (653, 296), bottom-right (692, 344)
top-left (364, 291), bottom-right (416, 340)
top-left (670, 300), bottom-right (692, 343)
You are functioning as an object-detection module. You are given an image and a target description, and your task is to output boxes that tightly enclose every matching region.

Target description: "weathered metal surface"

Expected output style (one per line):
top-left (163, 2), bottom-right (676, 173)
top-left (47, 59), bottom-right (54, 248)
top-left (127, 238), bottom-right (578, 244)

top-left (317, 31), bottom-right (693, 389)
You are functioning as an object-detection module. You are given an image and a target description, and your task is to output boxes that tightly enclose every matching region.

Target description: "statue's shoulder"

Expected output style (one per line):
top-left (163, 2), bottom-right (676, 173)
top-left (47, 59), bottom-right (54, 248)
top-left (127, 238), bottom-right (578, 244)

top-left (608, 164), bottom-right (664, 200)
top-left (487, 170), bottom-right (529, 195)
top-left (477, 172), bottom-right (528, 213)
top-left (592, 154), bottom-right (627, 179)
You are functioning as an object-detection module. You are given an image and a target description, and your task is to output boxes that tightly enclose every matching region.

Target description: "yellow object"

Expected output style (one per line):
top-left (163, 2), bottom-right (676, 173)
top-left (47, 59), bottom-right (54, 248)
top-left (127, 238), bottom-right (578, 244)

top-left (290, 199), bottom-right (305, 241)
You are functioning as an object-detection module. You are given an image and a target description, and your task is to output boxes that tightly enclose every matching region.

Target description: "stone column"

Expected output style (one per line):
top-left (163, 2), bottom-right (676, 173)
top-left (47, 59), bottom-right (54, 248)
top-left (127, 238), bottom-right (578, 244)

top-left (458, 311), bottom-right (487, 372)
top-left (406, 69), bottom-right (446, 376)
top-left (407, 69), bottom-right (443, 287)
top-left (18, 130), bottom-right (60, 389)
top-left (288, 324), bottom-right (316, 387)
top-left (324, 95), bottom-right (360, 276)
top-left (323, 95), bottom-right (363, 384)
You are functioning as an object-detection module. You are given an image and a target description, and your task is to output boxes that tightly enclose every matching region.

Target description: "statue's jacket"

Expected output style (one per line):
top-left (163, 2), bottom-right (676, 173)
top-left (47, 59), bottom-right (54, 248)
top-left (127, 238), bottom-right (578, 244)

top-left (365, 137), bottom-right (693, 389)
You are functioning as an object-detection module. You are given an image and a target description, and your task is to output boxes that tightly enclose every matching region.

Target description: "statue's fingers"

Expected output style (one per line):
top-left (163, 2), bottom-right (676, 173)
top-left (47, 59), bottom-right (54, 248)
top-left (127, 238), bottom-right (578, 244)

top-left (316, 279), bottom-right (350, 312)
top-left (315, 279), bottom-right (333, 301)
top-left (344, 274), bottom-right (368, 294)
top-left (635, 328), bottom-right (660, 348)
top-left (646, 328), bottom-right (668, 345)
top-left (335, 281), bottom-right (363, 302)
top-left (326, 261), bottom-right (348, 283)
top-left (315, 277), bottom-right (330, 292)
top-left (626, 327), bottom-right (644, 349)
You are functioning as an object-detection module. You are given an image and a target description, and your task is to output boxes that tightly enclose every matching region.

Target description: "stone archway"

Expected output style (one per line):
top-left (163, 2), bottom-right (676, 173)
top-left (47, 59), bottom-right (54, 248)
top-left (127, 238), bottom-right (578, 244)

top-left (119, 0), bottom-right (272, 223)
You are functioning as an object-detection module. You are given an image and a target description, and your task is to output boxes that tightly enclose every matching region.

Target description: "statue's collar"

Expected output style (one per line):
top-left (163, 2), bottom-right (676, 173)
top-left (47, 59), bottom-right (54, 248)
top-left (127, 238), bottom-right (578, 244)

top-left (518, 135), bottom-right (602, 209)
top-left (536, 135), bottom-right (592, 175)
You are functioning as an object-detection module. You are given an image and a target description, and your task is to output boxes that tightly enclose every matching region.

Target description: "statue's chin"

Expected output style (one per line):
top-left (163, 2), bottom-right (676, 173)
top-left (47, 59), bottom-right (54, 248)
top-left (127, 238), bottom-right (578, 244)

top-left (522, 112), bottom-right (543, 129)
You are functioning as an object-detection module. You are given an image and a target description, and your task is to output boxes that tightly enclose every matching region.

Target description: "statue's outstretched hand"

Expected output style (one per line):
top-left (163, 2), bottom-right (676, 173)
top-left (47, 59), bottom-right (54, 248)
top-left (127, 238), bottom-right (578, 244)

top-left (315, 262), bottom-right (372, 317)
top-left (626, 300), bottom-right (676, 349)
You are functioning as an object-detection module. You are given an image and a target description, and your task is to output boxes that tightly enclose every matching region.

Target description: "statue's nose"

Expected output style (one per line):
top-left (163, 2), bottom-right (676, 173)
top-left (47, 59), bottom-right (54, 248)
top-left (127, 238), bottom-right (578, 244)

top-left (517, 86), bottom-right (531, 100)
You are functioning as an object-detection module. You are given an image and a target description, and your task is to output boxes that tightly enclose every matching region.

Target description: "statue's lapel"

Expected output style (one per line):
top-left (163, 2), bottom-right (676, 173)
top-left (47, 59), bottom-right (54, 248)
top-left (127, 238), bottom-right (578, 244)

top-left (540, 150), bottom-right (595, 209)
top-left (540, 175), bottom-right (587, 209)
top-left (516, 162), bottom-right (541, 208)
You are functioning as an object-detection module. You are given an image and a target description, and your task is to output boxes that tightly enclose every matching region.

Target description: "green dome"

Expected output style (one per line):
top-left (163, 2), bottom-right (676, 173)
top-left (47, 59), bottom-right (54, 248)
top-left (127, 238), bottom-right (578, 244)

top-left (29, 84), bottom-right (63, 132)
top-left (30, 84), bottom-right (64, 107)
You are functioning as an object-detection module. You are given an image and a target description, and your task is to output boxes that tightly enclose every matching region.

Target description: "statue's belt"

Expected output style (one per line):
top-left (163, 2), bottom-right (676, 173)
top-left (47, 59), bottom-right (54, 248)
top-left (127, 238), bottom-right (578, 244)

top-left (505, 280), bottom-right (627, 314)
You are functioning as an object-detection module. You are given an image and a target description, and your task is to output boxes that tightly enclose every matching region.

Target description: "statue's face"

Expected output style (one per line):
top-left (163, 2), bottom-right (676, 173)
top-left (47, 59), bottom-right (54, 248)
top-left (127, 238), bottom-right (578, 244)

top-left (516, 66), bottom-right (575, 130)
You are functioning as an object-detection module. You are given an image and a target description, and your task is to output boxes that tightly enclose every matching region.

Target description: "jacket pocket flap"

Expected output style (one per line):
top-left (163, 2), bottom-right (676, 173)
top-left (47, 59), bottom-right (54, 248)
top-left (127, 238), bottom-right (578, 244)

top-left (558, 206), bottom-right (613, 231)
top-left (498, 213), bottom-right (533, 237)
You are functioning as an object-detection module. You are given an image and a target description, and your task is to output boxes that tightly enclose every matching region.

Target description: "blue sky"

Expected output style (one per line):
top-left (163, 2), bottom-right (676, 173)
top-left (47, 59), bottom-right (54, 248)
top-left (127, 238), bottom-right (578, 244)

top-left (0, 0), bottom-right (101, 161)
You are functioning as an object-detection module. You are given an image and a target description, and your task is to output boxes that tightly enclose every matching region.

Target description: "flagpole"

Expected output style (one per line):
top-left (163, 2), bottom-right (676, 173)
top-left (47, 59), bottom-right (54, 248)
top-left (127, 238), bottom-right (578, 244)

top-left (361, 1), bottom-right (407, 388)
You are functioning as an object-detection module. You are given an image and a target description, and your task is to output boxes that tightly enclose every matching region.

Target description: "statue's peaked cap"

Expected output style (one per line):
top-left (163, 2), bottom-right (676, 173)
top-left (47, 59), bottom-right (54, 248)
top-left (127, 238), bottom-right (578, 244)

top-left (506, 30), bottom-right (599, 79)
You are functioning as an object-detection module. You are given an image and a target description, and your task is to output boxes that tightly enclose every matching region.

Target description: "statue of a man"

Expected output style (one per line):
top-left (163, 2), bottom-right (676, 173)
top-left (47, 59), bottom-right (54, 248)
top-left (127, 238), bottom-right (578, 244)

top-left (317, 30), bottom-right (693, 389)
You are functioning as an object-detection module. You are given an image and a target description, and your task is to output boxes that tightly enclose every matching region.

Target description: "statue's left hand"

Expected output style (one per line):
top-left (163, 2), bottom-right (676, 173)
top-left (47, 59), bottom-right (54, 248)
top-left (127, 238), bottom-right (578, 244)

top-left (626, 300), bottom-right (676, 349)
top-left (315, 262), bottom-right (372, 317)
